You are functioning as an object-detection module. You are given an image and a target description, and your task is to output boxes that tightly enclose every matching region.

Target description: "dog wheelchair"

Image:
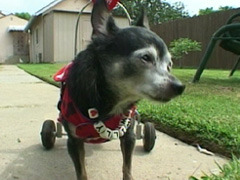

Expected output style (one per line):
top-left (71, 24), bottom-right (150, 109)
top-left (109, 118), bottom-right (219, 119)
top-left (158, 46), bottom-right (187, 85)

top-left (41, 111), bottom-right (156, 152)
top-left (40, 1), bottom-right (156, 152)
top-left (40, 64), bottom-right (156, 152)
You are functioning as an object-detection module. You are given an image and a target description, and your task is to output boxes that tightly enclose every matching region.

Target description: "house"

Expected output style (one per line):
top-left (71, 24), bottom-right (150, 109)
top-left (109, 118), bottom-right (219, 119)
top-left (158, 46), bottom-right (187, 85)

top-left (24, 0), bottom-right (129, 63)
top-left (0, 11), bottom-right (5, 18)
top-left (0, 14), bottom-right (29, 64)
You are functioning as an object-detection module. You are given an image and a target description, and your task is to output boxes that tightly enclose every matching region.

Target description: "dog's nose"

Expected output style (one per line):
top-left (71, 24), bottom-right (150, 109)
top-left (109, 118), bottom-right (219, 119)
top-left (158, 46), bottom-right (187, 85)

top-left (171, 82), bottom-right (185, 95)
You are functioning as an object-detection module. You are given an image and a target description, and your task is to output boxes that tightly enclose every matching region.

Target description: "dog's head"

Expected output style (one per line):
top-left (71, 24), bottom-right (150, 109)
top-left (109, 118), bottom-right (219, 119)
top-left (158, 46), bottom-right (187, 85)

top-left (91, 0), bottom-right (185, 104)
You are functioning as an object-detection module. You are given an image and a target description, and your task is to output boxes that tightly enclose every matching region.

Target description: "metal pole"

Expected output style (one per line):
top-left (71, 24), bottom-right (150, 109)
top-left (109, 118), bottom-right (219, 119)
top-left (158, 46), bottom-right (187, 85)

top-left (117, 2), bottom-right (133, 25)
top-left (192, 38), bottom-right (217, 82)
top-left (229, 56), bottom-right (240, 77)
top-left (74, 1), bottom-right (92, 57)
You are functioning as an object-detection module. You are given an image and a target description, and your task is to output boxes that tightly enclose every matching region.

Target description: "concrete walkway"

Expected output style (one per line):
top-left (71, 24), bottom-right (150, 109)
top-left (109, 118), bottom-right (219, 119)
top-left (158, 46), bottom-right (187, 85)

top-left (0, 65), bottom-right (227, 180)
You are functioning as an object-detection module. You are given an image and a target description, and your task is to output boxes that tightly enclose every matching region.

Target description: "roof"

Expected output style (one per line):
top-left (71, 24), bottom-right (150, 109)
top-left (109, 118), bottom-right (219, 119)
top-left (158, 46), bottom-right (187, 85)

top-left (0, 13), bottom-right (11, 20)
top-left (0, 11), bottom-right (5, 17)
top-left (35, 0), bottom-right (62, 16)
top-left (8, 25), bottom-right (26, 32)
top-left (24, 0), bottom-right (92, 32)
top-left (24, 0), bottom-right (64, 32)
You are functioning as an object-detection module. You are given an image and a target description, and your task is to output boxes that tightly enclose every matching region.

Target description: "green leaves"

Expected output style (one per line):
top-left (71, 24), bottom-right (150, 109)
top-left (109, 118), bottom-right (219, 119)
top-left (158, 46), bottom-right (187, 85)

top-left (198, 6), bottom-right (234, 16)
top-left (190, 156), bottom-right (240, 180)
top-left (169, 38), bottom-right (202, 60)
top-left (15, 12), bottom-right (31, 20)
top-left (113, 0), bottom-right (189, 25)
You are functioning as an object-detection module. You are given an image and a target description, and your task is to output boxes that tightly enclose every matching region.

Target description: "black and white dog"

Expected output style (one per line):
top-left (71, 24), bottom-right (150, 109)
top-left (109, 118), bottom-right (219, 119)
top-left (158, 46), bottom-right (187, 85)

top-left (60, 0), bottom-right (185, 180)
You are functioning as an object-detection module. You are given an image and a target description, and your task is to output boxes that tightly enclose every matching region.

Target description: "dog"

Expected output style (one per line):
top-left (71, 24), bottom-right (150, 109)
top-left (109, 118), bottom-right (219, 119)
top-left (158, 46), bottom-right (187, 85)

top-left (59, 0), bottom-right (185, 180)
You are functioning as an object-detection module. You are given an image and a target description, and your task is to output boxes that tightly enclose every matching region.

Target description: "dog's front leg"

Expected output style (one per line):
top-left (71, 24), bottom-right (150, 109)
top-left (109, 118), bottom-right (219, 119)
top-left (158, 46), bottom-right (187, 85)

top-left (120, 122), bottom-right (136, 180)
top-left (67, 137), bottom-right (87, 180)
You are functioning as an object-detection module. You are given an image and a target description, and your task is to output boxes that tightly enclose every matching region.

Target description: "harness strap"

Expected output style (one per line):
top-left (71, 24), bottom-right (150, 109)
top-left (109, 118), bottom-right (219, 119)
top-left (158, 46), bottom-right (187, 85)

top-left (94, 118), bottom-right (131, 140)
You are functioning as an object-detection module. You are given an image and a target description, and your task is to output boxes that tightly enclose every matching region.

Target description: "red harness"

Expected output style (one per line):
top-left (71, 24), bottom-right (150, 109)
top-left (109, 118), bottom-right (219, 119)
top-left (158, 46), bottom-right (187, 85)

top-left (53, 63), bottom-right (135, 143)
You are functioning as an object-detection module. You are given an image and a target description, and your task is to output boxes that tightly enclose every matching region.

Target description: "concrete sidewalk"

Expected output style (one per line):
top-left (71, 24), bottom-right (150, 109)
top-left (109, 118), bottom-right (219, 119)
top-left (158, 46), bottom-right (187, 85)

top-left (0, 65), bottom-right (227, 180)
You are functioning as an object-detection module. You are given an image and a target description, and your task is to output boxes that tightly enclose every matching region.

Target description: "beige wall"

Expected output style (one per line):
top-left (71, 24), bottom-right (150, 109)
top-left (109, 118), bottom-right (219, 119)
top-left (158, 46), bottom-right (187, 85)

top-left (0, 13), bottom-right (5, 18)
top-left (0, 15), bottom-right (28, 63)
top-left (43, 12), bottom-right (54, 62)
top-left (29, 17), bottom-right (44, 63)
top-left (78, 15), bottom-right (129, 53)
top-left (53, 12), bottom-right (129, 63)
top-left (53, 12), bottom-right (79, 62)
top-left (28, 0), bottom-right (129, 63)
top-left (50, 0), bottom-right (92, 14)
top-left (79, 14), bottom-right (91, 52)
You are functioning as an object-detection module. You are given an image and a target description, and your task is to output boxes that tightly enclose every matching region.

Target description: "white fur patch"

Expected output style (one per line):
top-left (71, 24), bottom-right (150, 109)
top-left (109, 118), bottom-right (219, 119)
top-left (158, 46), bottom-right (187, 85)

top-left (132, 46), bottom-right (158, 60)
top-left (140, 69), bottom-right (168, 95)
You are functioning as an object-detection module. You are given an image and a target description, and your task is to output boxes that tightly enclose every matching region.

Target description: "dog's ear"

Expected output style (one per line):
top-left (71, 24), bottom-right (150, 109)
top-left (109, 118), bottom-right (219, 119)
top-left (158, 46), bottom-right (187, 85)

top-left (91, 0), bottom-right (119, 38)
top-left (135, 9), bottom-right (150, 29)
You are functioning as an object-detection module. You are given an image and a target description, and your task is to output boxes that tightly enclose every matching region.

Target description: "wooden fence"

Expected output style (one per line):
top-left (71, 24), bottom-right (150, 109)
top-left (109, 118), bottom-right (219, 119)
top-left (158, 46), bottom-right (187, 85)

top-left (151, 8), bottom-right (240, 69)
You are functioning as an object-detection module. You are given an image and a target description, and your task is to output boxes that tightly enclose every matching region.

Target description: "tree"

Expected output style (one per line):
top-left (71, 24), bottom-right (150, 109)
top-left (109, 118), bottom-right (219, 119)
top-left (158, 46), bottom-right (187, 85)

top-left (198, 6), bottom-right (234, 16)
top-left (218, 6), bottom-right (234, 11)
top-left (15, 12), bottom-right (31, 20)
top-left (113, 0), bottom-right (189, 25)
top-left (198, 7), bottom-right (215, 15)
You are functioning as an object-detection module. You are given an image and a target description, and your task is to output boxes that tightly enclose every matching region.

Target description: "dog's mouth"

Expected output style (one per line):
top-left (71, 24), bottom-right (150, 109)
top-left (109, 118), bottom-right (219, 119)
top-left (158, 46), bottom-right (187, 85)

top-left (151, 96), bottom-right (171, 103)
top-left (142, 93), bottom-right (171, 103)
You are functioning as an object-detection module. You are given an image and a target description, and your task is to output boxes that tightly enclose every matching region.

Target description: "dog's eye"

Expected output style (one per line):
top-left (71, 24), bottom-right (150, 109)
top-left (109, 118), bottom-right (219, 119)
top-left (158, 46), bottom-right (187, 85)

top-left (167, 62), bottom-right (172, 72)
top-left (141, 55), bottom-right (152, 63)
top-left (167, 66), bottom-right (171, 72)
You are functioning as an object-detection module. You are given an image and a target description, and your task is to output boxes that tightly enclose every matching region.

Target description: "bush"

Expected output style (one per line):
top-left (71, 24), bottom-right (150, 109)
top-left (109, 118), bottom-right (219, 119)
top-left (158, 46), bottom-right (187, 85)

top-left (169, 38), bottom-right (201, 67)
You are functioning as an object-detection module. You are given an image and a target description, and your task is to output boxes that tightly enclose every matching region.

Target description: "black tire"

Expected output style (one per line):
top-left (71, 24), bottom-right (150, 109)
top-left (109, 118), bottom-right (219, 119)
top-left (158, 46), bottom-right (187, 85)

top-left (41, 120), bottom-right (56, 150)
top-left (143, 122), bottom-right (156, 152)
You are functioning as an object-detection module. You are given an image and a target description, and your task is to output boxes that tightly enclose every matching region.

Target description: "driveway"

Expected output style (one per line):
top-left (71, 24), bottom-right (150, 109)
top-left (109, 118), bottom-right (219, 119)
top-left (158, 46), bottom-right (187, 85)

top-left (0, 65), bottom-right (227, 180)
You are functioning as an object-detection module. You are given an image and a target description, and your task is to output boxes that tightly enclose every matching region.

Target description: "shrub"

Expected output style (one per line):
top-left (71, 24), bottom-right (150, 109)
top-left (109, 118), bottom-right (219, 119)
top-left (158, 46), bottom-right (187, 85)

top-left (169, 38), bottom-right (201, 67)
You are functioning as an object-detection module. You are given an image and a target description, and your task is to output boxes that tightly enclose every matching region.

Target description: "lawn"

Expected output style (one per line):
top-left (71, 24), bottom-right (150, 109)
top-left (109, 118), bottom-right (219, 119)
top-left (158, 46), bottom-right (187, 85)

top-left (18, 63), bottom-right (66, 87)
top-left (190, 156), bottom-right (240, 180)
top-left (139, 69), bottom-right (240, 157)
top-left (18, 64), bottom-right (240, 157)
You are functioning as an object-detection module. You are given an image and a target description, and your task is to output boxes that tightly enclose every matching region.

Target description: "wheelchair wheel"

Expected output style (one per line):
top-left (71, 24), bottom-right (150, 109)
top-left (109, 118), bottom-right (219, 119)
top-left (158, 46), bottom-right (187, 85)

top-left (143, 122), bottom-right (156, 152)
top-left (41, 120), bottom-right (56, 150)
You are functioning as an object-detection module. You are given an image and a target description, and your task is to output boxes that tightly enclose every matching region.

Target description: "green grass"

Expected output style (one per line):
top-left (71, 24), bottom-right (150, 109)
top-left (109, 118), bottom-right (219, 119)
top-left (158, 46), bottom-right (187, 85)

top-left (18, 63), bottom-right (66, 87)
top-left (190, 156), bottom-right (240, 180)
top-left (18, 63), bottom-right (240, 157)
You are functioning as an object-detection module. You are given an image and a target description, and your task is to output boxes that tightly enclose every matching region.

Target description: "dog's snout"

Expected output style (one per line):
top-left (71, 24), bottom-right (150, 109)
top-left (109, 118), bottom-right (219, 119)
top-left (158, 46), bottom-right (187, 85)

top-left (171, 82), bottom-right (185, 95)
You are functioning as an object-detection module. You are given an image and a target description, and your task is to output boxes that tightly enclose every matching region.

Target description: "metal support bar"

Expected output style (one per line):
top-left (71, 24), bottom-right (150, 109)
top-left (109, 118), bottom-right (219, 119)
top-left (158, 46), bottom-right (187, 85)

top-left (117, 2), bottom-right (133, 25)
top-left (193, 24), bottom-right (240, 82)
top-left (74, 1), bottom-right (132, 57)
top-left (226, 13), bottom-right (240, 24)
top-left (74, 1), bottom-right (92, 57)
top-left (229, 56), bottom-right (240, 77)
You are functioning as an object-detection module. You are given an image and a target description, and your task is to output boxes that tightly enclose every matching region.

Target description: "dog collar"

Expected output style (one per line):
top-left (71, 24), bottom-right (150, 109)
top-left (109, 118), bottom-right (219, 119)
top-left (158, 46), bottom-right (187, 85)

top-left (94, 118), bottom-right (131, 140)
top-left (88, 107), bottom-right (134, 140)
